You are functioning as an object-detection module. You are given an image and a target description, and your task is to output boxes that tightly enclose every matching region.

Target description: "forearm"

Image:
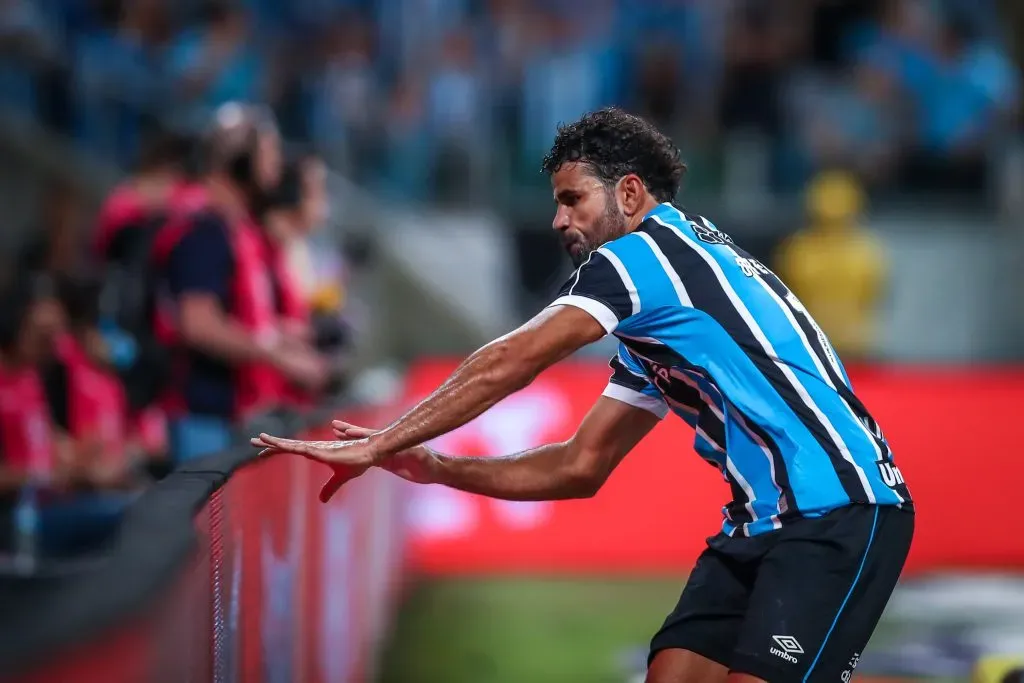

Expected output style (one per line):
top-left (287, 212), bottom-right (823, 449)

top-left (184, 316), bottom-right (270, 365)
top-left (372, 341), bottom-right (533, 457)
top-left (432, 442), bottom-right (598, 501)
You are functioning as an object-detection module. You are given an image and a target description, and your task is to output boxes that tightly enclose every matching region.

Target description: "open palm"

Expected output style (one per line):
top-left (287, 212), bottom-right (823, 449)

top-left (251, 420), bottom-right (438, 502)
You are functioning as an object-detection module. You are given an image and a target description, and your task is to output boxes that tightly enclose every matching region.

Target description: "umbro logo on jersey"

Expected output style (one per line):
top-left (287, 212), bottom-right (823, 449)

top-left (770, 635), bottom-right (803, 663)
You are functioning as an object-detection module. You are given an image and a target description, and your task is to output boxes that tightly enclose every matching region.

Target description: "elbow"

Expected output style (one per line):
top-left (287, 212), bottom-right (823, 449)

top-left (178, 315), bottom-right (202, 347)
top-left (479, 340), bottom-right (538, 392)
top-left (178, 300), bottom-right (219, 348)
top-left (563, 459), bottom-right (608, 499)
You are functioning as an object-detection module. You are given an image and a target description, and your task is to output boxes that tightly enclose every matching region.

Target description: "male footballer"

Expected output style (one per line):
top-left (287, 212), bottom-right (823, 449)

top-left (254, 108), bottom-right (914, 683)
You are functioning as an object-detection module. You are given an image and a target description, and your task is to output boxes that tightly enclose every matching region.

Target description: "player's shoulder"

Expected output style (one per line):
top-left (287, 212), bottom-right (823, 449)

top-left (636, 203), bottom-right (733, 246)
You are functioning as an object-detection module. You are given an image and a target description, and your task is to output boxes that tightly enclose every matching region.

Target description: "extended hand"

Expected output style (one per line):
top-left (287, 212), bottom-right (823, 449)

top-left (251, 420), bottom-right (440, 502)
top-left (330, 421), bottom-right (442, 488)
top-left (251, 427), bottom-right (378, 502)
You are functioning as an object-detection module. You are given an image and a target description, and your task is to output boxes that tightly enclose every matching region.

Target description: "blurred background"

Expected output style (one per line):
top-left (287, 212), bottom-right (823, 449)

top-left (0, 0), bottom-right (1023, 681)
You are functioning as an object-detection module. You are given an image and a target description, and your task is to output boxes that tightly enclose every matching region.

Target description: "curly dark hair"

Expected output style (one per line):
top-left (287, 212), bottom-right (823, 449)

top-left (541, 107), bottom-right (686, 203)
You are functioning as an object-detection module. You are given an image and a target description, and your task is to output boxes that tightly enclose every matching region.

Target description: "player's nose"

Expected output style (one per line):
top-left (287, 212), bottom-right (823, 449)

top-left (552, 206), bottom-right (571, 232)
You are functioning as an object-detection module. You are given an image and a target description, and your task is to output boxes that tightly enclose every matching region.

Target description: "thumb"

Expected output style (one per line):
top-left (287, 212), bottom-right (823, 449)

top-left (318, 463), bottom-right (368, 502)
top-left (319, 471), bottom-right (347, 503)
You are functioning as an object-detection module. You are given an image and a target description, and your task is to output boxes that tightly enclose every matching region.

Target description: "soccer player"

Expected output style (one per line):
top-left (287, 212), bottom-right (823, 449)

top-left (253, 108), bottom-right (914, 683)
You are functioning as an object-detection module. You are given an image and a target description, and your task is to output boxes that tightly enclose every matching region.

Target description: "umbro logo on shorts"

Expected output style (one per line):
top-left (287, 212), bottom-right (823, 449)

top-left (770, 635), bottom-right (804, 663)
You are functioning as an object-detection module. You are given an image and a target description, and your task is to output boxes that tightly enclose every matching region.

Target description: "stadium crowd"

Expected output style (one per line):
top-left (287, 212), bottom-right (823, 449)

top-left (0, 0), bottom-right (1019, 572)
top-left (0, 106), bottom-right (354, 566)
top-left (0, 0), bottom-right (1020, 203)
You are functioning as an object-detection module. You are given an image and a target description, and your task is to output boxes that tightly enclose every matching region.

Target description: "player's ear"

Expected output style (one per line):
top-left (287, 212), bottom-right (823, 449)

top-left (617, 174), bottom-right (646, 217)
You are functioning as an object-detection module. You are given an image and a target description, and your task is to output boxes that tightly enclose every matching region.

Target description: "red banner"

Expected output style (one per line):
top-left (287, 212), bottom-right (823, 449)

top-left (5, 408), bottom-right (407, 683)
top-left (403, 360), bottom-right (1024, 576)
top-left (207, 411), bottom-right (407, 683)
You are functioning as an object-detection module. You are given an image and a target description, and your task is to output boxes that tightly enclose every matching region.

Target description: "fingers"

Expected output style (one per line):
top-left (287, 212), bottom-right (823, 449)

top-left (331, 420), bottom-right (376, 440)
top-left (319, 471), bottom-right (347, 503)
top-left (332, 427), bottom-right (375, 440)
top-left (257, 433), bottom-right (305, 451)
top-left (252, 434), bottom-right (336, 466)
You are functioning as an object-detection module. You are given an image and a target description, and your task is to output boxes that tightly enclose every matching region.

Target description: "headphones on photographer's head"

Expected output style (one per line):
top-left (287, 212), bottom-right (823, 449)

top-left (202, 102), bottom-right (279, 187)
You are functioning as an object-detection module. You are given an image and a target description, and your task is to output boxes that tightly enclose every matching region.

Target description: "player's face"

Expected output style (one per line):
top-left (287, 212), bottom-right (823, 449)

top-left (551, 163), bottom-right (628, 267)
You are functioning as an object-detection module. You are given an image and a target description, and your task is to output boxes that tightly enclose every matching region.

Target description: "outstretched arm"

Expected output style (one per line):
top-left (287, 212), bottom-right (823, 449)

top-left (368, 305), bottom-right (605, 458)
top-left (426, 395), bottom-right (659, 500)
top-left (252, 305), bottom-right (608, 497)
top-left (329, 394), bottom-right (659, 500)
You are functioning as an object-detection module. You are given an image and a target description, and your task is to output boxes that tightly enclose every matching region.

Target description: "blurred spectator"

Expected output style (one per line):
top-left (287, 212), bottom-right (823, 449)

top-left (94, 122), bottom-right (192, 261)
top-left (263, 155), bottom-right (349, 404)
top-left (308, 14), bottom-right (380, 178)
top-left (898, 15), bottom-right (1005, 192)
top-left (519, 8), bottom-right (618, 175)
top-left (808, 0), bottom-right (885, 71)
top-left (632, 39), bottom-right (687, 140)
top-left (169, 1), bottom-right (263, 120)
top-left (0, 277), bottom-right (65, 486)
top-left (0, 0), bottom-right (1016, 206)
top-left (73, 0), bottom-right (170, 162)
top-left (0, 276), bottom-right (127, 560)
top-left (719, 1), bottom-right (789, 140)
top-left (774, 170), bottom-right (887, 360)
top-left (718, 0), bottom-right (792, 197)
top-left (19, 180), bottom-right (90, 287)
top-left (428, 25), bottom-right (491, 203)
top-left (0, 0), bottom-right (63, 123)
top-left (796, 56), bottom-right (904, 187)
top-left (379, 74), bottom-right (431, 200)
top-left (152, 103), bottom-right (324, 464)
top-left (291, 154), bottom-right (354, 362)
top-left (43, 276), bottom-right (145, 491)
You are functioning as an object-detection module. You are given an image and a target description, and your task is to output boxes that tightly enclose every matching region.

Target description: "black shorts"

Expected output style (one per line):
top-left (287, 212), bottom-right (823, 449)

top-left (650, 504), bottom-right (914, 682)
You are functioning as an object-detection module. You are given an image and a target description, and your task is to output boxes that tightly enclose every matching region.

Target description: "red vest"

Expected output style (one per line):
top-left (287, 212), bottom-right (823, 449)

top-left (55, 335), bottom-right (129, 467)
top-left (266, 240), bottom-right (314, 409)
top-left (153, 189), bottom-right (285, 420)
top-left (94, 180), bottom-right (194, 258)
top-left (0, 366), bottom-right (54, 476)
top-left (232, 221), bottom-right (285, 417)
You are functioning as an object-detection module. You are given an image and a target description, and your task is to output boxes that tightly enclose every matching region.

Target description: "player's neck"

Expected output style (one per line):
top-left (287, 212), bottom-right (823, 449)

top-left (625, 196), bottom-right (663, 234)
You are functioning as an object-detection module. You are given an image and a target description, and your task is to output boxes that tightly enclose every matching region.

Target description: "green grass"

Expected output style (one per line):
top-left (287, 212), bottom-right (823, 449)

top-left (377, 578), bottom-right (972, 683)
top-left (377, 577), bottom-right (682, 683)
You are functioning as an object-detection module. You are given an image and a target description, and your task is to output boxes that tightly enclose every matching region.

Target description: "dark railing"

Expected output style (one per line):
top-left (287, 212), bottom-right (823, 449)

top-left (0, 405), bottom-right (407, 683)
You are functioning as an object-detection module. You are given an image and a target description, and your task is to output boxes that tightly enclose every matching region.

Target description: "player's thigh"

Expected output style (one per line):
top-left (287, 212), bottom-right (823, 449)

top-left (648, 543), bottom-right (756, 680)
top-left (800, 508), bottom-right (915, 681)
top-left (730, 505), bottom-right (915, 683)
top-left (646, 649), bottom-right (729, 683)
top-left (646, 651), bottom-right (769, 683)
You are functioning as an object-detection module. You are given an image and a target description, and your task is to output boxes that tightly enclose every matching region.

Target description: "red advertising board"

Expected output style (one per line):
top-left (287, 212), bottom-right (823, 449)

top-left (402, 360), bottom-right (1024, 576)
top-left (5, 408), bottom-right (407, 683)
top-left (209, 411), bottom-right (407, 683)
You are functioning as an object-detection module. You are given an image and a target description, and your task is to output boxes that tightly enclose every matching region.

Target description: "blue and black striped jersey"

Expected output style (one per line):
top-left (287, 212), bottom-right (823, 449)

top-left (548, 203), bottom-right (911, 537)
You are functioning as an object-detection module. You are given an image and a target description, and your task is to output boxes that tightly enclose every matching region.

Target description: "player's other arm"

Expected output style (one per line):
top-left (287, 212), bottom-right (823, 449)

top-left (427, 395), bottom-right (659, 500)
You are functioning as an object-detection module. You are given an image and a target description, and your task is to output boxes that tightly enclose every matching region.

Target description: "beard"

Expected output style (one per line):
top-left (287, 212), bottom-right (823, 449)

top-left (565, 195), bottom-right (628, 267)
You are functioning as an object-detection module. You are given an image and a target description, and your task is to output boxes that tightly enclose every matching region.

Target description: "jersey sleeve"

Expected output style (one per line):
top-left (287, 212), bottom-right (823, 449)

top-left (601, 345), bottom-right (668, 419)
top-left (546, 250), bottom-right (637, 334)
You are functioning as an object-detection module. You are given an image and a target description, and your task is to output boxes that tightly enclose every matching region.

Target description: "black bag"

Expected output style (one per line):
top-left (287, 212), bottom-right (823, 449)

top-left (98, 214), bottom-right (173, 411)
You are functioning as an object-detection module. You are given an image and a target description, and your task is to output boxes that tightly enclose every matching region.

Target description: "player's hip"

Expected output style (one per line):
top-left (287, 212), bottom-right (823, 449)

top-left (652, 504), bottom-right (914, 681)
top-left (715, 502), bottom-right (913, 557)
